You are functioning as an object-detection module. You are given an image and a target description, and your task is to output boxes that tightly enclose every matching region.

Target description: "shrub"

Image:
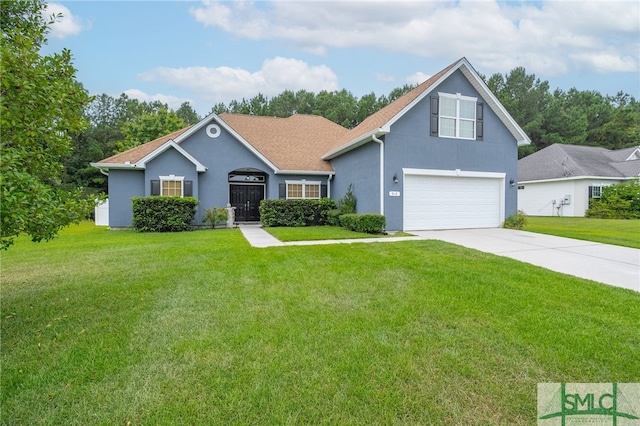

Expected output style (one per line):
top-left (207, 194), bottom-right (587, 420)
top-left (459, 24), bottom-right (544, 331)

top-left (203, 207), bottom-right (228, 228)
top-left (132, 196), bottom-right (199, 232)
top-left (337, 184), bottom-right (357, 214)
top-left (503, 210), bottom-right (527, 230)
top-left (586, 179), bottom-right (640, 219)
top-left (259, 198), bottom-right (337, 227)
top-left (339, 213), bottom-right (386, 234)
top-left (324, 209), bottom-right (343, 226)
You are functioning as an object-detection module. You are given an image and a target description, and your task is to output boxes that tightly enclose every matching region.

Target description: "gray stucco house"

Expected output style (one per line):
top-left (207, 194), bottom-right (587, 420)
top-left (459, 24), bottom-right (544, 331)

top-left (518, 143), bottom-right (640, 217)
top-left (92, 58), bottom-right (530, 231)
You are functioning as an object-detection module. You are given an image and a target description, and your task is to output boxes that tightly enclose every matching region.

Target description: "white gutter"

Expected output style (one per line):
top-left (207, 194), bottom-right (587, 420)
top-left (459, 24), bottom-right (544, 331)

top-left (372, 134), bottom-right (384, 215)
top-left (327, 174), bottom-right (332, 198)
top-left (518, 176), bottom-right (635, 185)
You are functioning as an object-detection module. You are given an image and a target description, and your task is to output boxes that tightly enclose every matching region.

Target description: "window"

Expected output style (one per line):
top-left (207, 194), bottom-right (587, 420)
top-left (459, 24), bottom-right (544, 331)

top-left (160, 175), bottom-right (184, 197)
top-left (590, 185), bottom-right (606, 199)
top-left (431, 93), bottom-right (482, 140)
top-left (286, 181), bottom-right (321, 199)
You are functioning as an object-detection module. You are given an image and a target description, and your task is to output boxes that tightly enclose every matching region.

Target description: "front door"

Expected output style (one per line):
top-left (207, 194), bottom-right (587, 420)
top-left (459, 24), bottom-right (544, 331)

top-left (230, 184), bottom-right (264, 222)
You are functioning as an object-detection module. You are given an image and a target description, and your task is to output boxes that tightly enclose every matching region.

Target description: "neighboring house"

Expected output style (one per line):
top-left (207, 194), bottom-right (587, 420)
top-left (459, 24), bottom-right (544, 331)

top-left (92, 57), bottom-right (530, 231)
top-left (517, 144), bottom-right (640, 217)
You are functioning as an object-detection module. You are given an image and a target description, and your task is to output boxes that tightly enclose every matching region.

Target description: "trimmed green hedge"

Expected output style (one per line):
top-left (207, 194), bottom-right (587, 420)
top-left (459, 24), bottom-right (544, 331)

top-left (259, 198), bottom-right (336, 227)
top-left (339, 213), bottom-right (386, 234)
top-left (132, 196), bottom-right (199, 232)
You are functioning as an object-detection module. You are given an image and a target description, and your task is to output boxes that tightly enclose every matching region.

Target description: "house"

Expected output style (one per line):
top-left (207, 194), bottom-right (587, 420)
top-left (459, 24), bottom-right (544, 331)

top-left (92, 57), bottom-right (530, 231)
top-left (517, 143), bottom-right (640, 217)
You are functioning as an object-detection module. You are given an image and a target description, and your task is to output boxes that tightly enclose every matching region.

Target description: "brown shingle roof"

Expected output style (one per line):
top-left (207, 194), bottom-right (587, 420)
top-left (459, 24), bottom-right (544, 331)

top-left (96, 126), bottom-right (192, 165)
top-left (218, 113), bottom-right (349, 171)
top-left (330, 60), bottom-right (459, 150)
top-left (94, 58), bottom-right (472, 171)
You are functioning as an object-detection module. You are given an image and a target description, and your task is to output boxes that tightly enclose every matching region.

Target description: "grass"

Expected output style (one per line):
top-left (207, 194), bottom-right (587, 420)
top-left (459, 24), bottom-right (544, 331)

top-left (523, 216), bottom-right (640, 249)
top-left (2, 222), bottom-right (639, 425)
top-left (265, 226), bottom-right (393, 241)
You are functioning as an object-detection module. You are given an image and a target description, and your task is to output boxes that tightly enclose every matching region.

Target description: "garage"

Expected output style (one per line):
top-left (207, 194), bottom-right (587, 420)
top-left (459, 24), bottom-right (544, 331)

top-left (403, 169), bottom-right (505, 231)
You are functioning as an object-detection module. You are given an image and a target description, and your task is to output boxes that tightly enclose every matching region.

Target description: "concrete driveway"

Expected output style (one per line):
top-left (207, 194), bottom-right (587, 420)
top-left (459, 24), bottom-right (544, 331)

top-left (412, 228), bottom-right (640, 292)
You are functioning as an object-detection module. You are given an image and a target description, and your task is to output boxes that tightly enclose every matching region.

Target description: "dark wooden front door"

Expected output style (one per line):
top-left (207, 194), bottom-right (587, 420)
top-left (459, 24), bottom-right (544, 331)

top-left (230, 184), bottom-right (264, 222)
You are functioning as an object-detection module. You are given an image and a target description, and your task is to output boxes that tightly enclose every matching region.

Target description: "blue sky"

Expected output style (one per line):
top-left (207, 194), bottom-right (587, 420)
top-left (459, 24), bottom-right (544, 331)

top-left (44, 1), bottom-right (640, 117)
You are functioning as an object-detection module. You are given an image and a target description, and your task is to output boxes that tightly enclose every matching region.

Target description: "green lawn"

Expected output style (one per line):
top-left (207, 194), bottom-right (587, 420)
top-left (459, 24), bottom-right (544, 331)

top-left (2, 222), bottom-right (639, 425)
top-left (524, 217), bottom-right (640, 249)
top-left (265, 226), bottom-right (386, 241)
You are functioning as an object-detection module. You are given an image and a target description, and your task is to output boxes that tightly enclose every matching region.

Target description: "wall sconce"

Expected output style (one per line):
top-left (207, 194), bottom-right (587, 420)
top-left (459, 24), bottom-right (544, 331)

top-left (393, 174), bottom-right (399, 184)
top-left (509, 179), bottom-right (515, 187)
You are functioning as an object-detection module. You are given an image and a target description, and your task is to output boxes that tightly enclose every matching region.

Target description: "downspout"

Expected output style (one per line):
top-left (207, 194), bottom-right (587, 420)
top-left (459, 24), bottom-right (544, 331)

top-left (327, 174), bottom-right (332, 199)
top-left (99, 168), bottom-right (109, 176)
top-left (371, 134), bottom-right (384, 216)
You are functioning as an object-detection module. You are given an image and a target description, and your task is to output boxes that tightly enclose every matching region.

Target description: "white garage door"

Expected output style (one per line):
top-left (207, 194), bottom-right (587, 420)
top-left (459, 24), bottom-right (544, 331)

top-left (404, 171), bottom-right (503, 230)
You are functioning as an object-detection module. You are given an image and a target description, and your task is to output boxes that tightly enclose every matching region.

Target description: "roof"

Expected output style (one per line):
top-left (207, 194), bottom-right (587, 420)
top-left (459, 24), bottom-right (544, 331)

top-left (323, 57), bottom-right (530, 159)
top-left (95, 126), bottom-right (192, 167)
top-left (218, 113), bottom-right (349, 172)
top-left (94, 58), bottom-right (530, 173)
top-left (518, 144), bottom-right (640, 182)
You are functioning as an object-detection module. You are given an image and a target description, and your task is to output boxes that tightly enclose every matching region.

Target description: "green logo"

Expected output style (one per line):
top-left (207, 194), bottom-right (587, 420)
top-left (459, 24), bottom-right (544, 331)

top-left (538, 383), bottom-right (639, 425)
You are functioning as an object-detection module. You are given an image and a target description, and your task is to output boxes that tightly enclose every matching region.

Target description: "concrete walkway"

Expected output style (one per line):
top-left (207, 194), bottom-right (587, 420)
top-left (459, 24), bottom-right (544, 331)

top-left (238, 224), bottom-right (640, 292)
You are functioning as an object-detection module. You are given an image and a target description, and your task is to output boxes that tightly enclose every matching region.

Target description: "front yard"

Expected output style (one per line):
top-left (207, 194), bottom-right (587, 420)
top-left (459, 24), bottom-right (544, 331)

top-left (523, 216), bottom-right (640, 249)
top-left (2, 222), bottom-right (638, 425)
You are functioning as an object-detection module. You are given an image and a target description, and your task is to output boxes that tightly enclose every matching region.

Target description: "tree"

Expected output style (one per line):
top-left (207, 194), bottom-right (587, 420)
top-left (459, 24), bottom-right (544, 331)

top-left (1, 0), bottom-right (94, 249)
top-left (116, 107), bottom-right (187, 153)
top-left (175, 102), bottom-right (200, 125)
top-left (487, 67), bottom-right (550, 157)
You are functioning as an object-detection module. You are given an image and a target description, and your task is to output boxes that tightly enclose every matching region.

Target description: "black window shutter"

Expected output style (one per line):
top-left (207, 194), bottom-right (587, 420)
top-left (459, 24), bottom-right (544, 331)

top-left (321, 184), bottom-right (327, 198)
top-left (279, 183), bottom-right (286, 199)
top-left (588, 186), bottom-right (593, 199)
top-left (184, 180), bottom-right (193, 197)
top-left (151, 180), bottom-right (160, 196)
top-left (476, 103), bottom-right (484, 140)
top-left (430, 96), bottom-right (439, 136)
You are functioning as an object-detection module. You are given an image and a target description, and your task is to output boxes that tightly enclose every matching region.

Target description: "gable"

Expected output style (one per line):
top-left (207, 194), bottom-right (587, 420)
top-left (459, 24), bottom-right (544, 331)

top-left (322, 57), bottom-right (530, 160)
top-left (217, 113), bottom-right (349, 172)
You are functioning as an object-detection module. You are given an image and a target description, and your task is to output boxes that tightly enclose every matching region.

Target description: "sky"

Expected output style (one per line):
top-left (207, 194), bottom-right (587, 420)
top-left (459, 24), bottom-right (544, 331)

top-left (42, 0), bottom-right (640, 117)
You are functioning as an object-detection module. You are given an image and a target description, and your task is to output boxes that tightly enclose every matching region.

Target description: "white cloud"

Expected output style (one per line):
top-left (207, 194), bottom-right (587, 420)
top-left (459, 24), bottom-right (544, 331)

top-left (122, 89), bottom-right (194, 112)
top-left (189, 0), bottom-right (639, 76)
top-left (44, 3), bottom-right (90, 39)
top-left (406, 72), bottom-right (431, 86)
top-left (137, 57), bottom-right (339, 105)
top-left (375, 73), bottom-right (396, 83)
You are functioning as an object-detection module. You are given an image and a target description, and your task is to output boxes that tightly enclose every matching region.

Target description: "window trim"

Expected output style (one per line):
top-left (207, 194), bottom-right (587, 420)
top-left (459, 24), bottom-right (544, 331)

top-left (285, 180), bottom-right (321, 200)
top-left (159, 175), bottom-right (185, 197)
top-left (590, 185), bottom-right (606, 199)
top-left (438, 92), bottom-right (478, 140)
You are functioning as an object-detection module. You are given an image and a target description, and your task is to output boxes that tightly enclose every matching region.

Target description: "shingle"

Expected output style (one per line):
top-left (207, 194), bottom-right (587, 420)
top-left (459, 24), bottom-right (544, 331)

top-left (218, 113), bottom-right (350, 171)
top-left (95, 127), bottom-right (192, 165)
top-left (518, 143), bottom-right (640, 181)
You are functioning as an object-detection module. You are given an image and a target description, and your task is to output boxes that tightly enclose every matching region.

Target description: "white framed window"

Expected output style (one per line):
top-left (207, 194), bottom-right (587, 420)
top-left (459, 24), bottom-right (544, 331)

top-left (438, 93), bottom-right (477, 140)
top-left (590, 185), bottom-right (607, 199)
top-left (286, 180), bottom-right (321, 199)
top-left (160, 175), bottom-right (184, 197)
